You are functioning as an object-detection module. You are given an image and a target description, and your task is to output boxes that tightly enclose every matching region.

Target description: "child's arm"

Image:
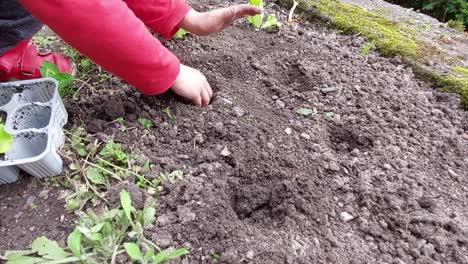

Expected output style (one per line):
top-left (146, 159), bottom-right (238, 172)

top-left (18, 0), bottom-right (260, 106)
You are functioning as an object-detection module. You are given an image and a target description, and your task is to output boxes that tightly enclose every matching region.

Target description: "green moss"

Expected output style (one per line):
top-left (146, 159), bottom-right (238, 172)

top-left (283, 0), bottom-right (419, 57)
top-left (434, 74), bottom-right (468, 109)
top-left (447, 20), bottom-right (465, 32)
top-left (452, 66), bottom-right (468, 76)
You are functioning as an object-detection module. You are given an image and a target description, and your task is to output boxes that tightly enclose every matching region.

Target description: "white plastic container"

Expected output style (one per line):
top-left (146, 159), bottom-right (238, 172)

top-left (0, 78), bottom-right (68, 184)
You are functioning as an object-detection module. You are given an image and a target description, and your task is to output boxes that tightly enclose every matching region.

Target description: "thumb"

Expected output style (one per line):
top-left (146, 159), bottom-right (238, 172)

top-left (223, 4), bottom-right (262, 21)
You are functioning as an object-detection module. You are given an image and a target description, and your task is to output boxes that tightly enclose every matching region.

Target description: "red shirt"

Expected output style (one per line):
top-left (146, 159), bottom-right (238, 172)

top-left (19, 0), bottom-right (191, 94)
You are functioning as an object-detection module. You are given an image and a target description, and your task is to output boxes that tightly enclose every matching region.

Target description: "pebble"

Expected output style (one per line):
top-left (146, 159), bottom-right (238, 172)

top-left (38, 189), bottom-right (49, 199)
top-left (285, 127), bottom-right (292, 135)
top-left (221, 147), bottom-right (231, 156)
top-left (321, 87), bottom-right (338, 94)
top-left (340, 212), bottom-right (354, 222)
top-left (266, 142), bottom-right (275, 149)
top-left (300, 133), bottom-right (311, 140)
top-left (276, 100), bottom-right (285, 108)
top-left (246, 250), bottom-right (254, 259)
top-left (232, 106), bottom-right (245, 117)
top-left (25, 196), bottom-right (36, 208)
top-left (382, 163), bottom-right (392, 170)
top-left (448, 168), bottom-right (458, 177)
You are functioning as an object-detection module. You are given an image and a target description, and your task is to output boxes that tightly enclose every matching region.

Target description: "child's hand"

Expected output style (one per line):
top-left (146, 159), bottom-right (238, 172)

top-left (171, 64), bottom-right (213, 107)
top-left (178, 5), bottom-right (262, 36)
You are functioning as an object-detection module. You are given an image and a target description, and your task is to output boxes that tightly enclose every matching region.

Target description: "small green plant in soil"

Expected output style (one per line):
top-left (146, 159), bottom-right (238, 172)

top-left (138, 118), bottom-right (153, 129)
top-left (452, 66), bottom-right (468, 76)
top-left (162, 107), bottom-right (175, 121)
top-left (99, 140), bottom-right (128, 165)
top-left (174, 28), bottom-right (190, 38)
top-left (246, 0), bottom-right (264, 28)
top-left (261, 14), bottom-right (283, 29)
top-left (112, 117), bottom-right (127, 132)
top-left (0, 122), bottom-right (13, 154)
top-left (40, 61), bottom-right (74, 96)
top-left (361, 40), bottom-right (376, 56)
top-left (1, 190), bottom-right (188, 264)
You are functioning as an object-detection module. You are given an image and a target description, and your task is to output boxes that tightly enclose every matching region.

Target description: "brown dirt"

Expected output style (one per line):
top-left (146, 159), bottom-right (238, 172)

top-left (1, 0), bottom-right (468, 263)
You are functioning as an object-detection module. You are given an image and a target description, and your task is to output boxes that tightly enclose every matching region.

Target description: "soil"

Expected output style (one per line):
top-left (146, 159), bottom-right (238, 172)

top-left (1, 0), bottom-right (468, 263)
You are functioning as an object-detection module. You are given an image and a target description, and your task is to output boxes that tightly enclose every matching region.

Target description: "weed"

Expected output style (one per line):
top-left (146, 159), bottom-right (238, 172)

top-left (1, 191), bottom-right (188, 264)
top-left (421, 23), bottom-right (431, 30)
top-left (32, 35), bottom-right (57, 49)
top-left (112, 117), bottom-right (127, 132)
top-left (361, 40), bottom-right (376, 56)
top-left (138, 118), bottom-right (153, 129)
top-left (448, 19), bottom-right (465, 31)
top-left (162, 107), bottom-right (175, 121)
top-left (99, 140), bottom-right (128, 165)
top-left (452, 66), bottom-right (468, 76)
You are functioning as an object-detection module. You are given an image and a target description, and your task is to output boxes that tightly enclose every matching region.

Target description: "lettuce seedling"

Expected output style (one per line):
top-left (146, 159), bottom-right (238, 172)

top-left (261, 14), bottom-right (282, 29)
top-left (40, 61), bottom-right (73, 91)
top-left (246, 0), bottom-right (264, 28)
top-left (0, 123), bottom-right (12, 154)
top-left (174, 28), bottom-right (190, 39)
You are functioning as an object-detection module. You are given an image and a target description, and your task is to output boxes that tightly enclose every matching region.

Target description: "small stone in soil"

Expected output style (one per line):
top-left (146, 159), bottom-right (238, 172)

top-left (320, 87), bottom-right (338, 94)
top-left (246, 250), bottom-right (254, 259)
top-left (38, 189), bottom-right (49, 199)
top-left (276, 100), bottom-right (285, 108)
top-left (340, 212), bottom-right (354, 222)
top-left (221, 147), bottom-right (231, 156)
top-left (232, 106), bottom-right (245, 117)
top-left (285, 127), bottom-right (292, 135)
top-left (301, 133), bottom-right (311, 140)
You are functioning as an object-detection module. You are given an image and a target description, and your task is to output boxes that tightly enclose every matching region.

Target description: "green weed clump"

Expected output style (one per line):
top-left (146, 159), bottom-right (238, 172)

top-left (281, 0), bottom-right (419, 57)
top-left (452, 66), bottom-right (468, 76)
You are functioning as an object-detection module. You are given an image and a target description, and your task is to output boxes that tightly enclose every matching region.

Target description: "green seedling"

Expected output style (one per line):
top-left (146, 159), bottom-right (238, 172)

top-left (40, 61), bottom-right (74, 96)
top-left (32, 35), bottom-right (57, 48)
top-left (361, 40), bottom-right (376, 56)
top-left (112, 117), bottom-right (127, 132)
top-left (162, 107), bottom-right (175, 121)
top-left (2, 191), bottom-right (188, 264)
top-left (246, 0), bottom-right (264, 28)
top-left (174, 28), bottom-right (190, 39)
top-left (138, 118), bottom-right (153, 129)
top-left (0, 123), bottom-right (13, 154)
top-left (296, 108), bottom-right (316, 116)
top-left (261, 14), bottom-right (283, 29)
top-left (421, 23), bottom-right (431, 31)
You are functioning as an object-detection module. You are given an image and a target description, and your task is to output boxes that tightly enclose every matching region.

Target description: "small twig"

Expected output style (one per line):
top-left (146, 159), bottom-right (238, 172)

top-left (84, 160), bottom-right (123, 182)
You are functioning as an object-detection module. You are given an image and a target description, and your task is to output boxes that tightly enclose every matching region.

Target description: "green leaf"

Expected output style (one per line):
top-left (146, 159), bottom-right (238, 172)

top-left (144, 249), bottom-right (155, 262)
top-left (174, 28), bottom-right (190, 39)
top-left (31, 236), bottom-right (68, 260)
top-left (120, 190), bottom-right (133, 223)
top-left (67, 229), bottom-right (82, 258)
top-left (138, 118), bottom-right (153, 129)
top-left (296, 108), bottom-right (315, 116)
top-left (86, 167), bottom-right (106, 185)
top-left (142, 207), bottom-right (156, 227)
top-left (154, 248), bottom-right (189, 264)
top-left (124, 243), bottom-right (143, 261)
top-left (246, 0), bottom-right (264, 28)
top-left (261, 14), bottom-right (282, 29)
top-left (0, 124), bottom-right (13, 153)
top-left (90, 222), bottom-right (105, 233)
top-left (40, 61), bottom-right (59, 77)
top-left (361, 40), bottom-right (375, 56)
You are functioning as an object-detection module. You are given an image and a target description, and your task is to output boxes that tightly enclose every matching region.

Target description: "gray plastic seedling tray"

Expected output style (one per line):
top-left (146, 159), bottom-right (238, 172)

top-left (0, 78), bottom-right (68, 184)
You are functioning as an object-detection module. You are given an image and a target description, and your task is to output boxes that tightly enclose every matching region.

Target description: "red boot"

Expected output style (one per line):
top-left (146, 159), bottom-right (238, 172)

top-left (0, 39), bottom-right (74, 82)
top-left (18, 0), bottom-right (191, 95)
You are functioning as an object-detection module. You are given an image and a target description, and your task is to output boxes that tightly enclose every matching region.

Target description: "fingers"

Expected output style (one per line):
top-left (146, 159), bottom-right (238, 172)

top-left (193, 95), bottom-right (202, 107)
top-left (206, 82), bottom-right (213, 98)
top-left (201, 86), bottom-right (210, 107)
top-left (234, 4), bottom-right (262, 18)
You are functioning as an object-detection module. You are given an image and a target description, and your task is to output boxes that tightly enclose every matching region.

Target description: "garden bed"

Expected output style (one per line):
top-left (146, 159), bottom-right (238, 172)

top-left (1, 0), bottom-right (468, 263)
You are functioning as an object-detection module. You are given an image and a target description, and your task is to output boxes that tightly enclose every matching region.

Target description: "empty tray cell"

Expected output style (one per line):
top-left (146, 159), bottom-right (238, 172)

top-left (18, 80), bottom-right (55, 104)
top-left (6, 132), bottom-right (48, 160)
top-left (0, 87), bottom-right (17, 107)
top-left (11, 104), bottom-right (51, 130)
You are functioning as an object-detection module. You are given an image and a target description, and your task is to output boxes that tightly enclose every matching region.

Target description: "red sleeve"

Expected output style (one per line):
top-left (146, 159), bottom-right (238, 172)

top-left (124, 0), bottom-right (192, 39)
top-left (19, 0), bottom-right (184, 95)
